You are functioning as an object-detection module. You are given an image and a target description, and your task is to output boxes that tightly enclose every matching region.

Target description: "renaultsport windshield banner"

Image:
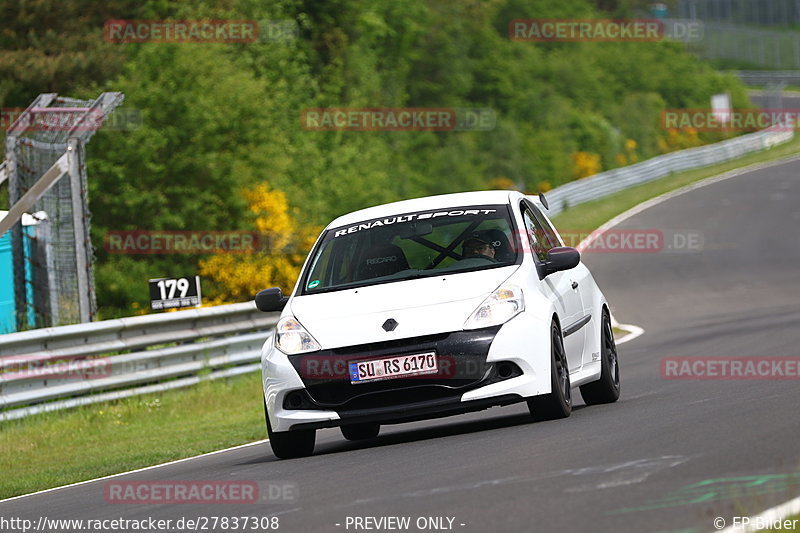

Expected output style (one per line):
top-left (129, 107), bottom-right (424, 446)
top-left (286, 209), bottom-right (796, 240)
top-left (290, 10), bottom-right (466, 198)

top-left (329, 206), bottom-right (501, 238)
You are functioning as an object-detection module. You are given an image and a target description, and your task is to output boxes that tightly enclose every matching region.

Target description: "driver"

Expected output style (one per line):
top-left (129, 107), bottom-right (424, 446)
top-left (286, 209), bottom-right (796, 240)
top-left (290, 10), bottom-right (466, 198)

top-left (462, 233), bottom-right (497, 261)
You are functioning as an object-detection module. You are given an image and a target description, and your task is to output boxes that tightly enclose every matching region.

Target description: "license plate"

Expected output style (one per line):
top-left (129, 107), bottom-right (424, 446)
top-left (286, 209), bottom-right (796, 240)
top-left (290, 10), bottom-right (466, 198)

top-left (349, 352), bottom-right (437, 384)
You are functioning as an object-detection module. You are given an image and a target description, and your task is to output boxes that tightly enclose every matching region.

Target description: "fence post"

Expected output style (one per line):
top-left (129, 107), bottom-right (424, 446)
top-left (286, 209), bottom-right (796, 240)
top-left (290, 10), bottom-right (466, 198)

top-left (66, 139), bottom-right (92, 323)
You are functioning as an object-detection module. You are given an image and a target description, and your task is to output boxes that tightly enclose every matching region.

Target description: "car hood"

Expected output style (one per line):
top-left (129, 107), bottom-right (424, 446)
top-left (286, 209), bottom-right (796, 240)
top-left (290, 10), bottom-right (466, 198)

top-left (290, 265), bottom-right (519, 349)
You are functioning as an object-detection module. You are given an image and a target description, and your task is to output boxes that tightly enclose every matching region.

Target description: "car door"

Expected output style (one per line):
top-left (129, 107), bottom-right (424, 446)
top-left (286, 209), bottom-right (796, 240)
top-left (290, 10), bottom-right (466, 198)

top-left (521, 201), bottom-right (586, 373)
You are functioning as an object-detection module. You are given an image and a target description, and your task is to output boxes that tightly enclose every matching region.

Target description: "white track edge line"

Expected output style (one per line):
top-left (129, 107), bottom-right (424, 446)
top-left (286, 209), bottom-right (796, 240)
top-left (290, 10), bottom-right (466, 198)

top-left (576, 152), bottom-right (800, 347)
top-left (610, 317), bottom-right (644, 345)
top-left (578, 153), bottom-right (800, 250)
top-left (717, 495), bottom-right (800, 532)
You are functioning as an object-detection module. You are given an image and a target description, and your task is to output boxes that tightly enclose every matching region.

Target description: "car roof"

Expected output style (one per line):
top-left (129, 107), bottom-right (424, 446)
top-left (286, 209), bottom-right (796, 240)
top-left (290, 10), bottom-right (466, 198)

top-left (327, 190), bottom-right (531, 228)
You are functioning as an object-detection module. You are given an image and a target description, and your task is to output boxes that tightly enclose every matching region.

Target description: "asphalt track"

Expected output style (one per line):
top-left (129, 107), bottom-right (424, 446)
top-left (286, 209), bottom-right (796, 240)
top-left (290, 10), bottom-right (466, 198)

top-left (2, 157), bottom-right (800, 533)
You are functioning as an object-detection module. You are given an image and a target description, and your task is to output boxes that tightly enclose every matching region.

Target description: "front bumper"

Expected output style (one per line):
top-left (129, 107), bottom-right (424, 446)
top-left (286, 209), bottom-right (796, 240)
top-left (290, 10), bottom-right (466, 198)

top-left (290, 393), bottom-right (524, 431)
top-left (263, 315), bottom-right (553, 432)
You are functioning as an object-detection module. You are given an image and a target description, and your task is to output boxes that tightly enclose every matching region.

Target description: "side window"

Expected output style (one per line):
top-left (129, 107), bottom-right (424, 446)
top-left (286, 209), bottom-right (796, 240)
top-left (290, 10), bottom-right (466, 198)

top-left (305, 238), bottom-right (344, 289)
top-left (305, 241), bottom-right (332, 288)
top-left (528, 203), bottom-right (561, 249)
top-left (521, 206), bottom-right (550, 262)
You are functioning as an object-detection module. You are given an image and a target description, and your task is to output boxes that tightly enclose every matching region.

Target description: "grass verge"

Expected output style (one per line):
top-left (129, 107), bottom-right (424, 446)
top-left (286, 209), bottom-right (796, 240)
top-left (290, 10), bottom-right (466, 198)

top-left (611, 327), bottom-right (627, 338)
top-left (1, 134), bottom-right (799, 501)
top-left (0, 373), bottom-right (265, 500)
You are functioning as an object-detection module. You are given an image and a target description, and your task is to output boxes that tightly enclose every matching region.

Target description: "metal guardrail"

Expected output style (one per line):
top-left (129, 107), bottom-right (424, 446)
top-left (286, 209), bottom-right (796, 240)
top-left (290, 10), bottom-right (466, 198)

top-left (539, 128), bottom-right (793, 217)
top-left (0, 302), bottom-right (278, 420)
top-left (734, 71), bottom-right (800, 87)
top-left (0, 127), bottom-right (793, 421)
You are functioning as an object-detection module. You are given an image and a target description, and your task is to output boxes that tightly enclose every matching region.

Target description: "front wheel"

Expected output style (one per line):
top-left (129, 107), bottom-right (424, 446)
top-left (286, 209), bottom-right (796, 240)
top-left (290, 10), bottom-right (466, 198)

top-left (265, 400), bottom-right (315, 459)
top-left (528, 321), bottom-right (572, 421)
top-left (579, 309), bottom-right (620, 405)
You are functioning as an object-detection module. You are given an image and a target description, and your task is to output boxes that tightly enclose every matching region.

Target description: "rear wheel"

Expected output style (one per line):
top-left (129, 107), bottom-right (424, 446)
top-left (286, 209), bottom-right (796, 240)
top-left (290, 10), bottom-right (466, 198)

top-left (264, 400), bottom-right (315, 459)
top-left (579, 309), bottom-right (621, 405)
top-left (528, 322), bottom-right (572, 421)
top-left (341, 423), bottom-right (380, 441)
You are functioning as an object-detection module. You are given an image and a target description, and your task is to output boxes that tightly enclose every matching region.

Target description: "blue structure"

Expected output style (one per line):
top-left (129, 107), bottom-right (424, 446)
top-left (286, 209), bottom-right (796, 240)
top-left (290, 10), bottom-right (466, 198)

top-left (0, 228), bottom-right (13, 333)
top-left (0, 216), bottom-right (37, 334)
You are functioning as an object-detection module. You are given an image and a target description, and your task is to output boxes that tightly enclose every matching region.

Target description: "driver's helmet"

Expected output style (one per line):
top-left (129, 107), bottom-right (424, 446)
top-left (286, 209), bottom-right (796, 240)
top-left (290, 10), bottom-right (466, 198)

top-left (463, 231), bottom-right (497, 257)
top-left (463, 229), bottom-right (512, 261)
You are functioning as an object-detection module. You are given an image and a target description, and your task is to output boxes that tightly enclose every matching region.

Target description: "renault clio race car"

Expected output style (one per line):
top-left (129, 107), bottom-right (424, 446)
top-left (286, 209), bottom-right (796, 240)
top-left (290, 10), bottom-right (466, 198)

top-left (257, 190), bottom-right (620, 458)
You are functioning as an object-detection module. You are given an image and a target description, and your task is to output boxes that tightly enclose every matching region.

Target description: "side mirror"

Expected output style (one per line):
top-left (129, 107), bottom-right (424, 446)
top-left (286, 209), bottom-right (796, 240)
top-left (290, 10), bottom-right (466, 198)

top-left (538, 192), bottom-right (549, 210)
top-left (255, 287), bottom-right (289, 312)
top-left (538, 247), bottom-right (580, 278)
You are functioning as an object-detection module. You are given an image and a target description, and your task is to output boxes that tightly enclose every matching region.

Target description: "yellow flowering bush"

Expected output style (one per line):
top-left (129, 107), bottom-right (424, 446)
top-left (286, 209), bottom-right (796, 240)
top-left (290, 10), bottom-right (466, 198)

top-left (572, 151), bottom-right (601, 180)
top-left (660, 128), bottom-right (702, 152)
top-left (624, 138), bottom-right (638, 163)
top-left (199, 184), bottom-right (320, 305)
top-left (245, 184), bottom-right (293, 250)
top-left (487, 176), bottom-right (518, 190)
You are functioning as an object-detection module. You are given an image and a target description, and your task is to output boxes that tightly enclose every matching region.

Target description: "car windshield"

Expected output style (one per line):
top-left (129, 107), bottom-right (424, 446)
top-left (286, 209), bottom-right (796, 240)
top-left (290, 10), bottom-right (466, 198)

top-left (301, 204), bottom-right (519, 294)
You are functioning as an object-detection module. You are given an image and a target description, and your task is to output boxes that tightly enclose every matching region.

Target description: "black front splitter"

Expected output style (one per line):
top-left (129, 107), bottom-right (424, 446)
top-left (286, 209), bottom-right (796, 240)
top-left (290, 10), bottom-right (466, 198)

top-left (289, 393), bottom-right (524, 431)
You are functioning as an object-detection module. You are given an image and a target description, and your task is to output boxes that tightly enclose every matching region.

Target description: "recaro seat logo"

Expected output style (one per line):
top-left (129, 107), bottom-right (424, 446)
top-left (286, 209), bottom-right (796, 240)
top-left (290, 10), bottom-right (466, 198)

top-left (366, 256), bottom-right (397, 265)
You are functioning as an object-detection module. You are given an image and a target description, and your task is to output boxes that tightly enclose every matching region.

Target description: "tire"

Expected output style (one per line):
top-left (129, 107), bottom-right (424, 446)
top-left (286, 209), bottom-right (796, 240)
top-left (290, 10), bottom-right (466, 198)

top-left (340, 423), bottom-right (380, 441)
top-left (579, 309), bottom-right (621, 405)
top-left (264, 400), bottom-right (315, 459)
top-left (528, 321), bottom-right (572, 421)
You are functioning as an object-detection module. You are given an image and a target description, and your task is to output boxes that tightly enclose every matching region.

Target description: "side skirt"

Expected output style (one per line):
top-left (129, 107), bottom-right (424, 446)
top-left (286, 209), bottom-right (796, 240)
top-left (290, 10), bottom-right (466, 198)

top-left (568, 361), bottom-right (602, 388)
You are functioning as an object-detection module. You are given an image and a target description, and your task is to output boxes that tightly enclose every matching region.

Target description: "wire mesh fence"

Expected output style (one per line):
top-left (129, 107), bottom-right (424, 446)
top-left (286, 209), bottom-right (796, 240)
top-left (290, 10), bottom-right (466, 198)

top-left (4, 93), bottom-right (123, 328)
top-left (677, 0), bottom-right (800, 27)
top-left (692, 22), bottom-right (800, 69)
top-left (16, 102), bottom-right (84, 325)
top-left (674, 1), bottom-right (800, 69)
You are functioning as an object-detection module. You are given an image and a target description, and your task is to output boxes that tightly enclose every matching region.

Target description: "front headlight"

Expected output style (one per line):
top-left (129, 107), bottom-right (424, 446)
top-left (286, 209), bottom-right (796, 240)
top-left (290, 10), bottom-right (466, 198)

top-left (274, 316), bottom-right (321, 355)
top-left (463, 285), bottom-right (525, 330)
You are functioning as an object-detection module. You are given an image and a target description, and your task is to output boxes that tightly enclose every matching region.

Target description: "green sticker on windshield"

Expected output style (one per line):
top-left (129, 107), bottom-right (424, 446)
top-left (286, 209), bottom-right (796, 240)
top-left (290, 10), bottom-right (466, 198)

top-left (308, 280), bottom-right (320, 289)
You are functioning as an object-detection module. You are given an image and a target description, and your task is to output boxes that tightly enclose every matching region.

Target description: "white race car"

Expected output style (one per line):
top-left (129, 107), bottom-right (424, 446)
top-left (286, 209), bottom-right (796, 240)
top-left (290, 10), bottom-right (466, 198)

top-left (257, 190), bottom-right (620, 458)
